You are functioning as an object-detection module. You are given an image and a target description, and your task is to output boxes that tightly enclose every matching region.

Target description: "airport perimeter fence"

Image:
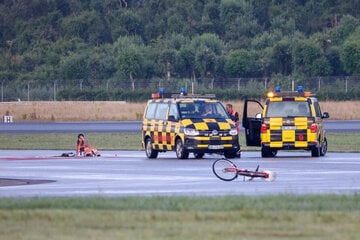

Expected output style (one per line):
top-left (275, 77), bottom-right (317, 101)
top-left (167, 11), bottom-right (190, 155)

top-left (1, 76), bottom-right (359, 102)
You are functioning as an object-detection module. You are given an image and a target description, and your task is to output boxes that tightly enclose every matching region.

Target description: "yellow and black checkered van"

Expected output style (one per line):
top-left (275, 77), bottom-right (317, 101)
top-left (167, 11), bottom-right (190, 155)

top-left (242, 86), bottom-right (329, 158)
top-left (142, 93), bottom-right (240, 159)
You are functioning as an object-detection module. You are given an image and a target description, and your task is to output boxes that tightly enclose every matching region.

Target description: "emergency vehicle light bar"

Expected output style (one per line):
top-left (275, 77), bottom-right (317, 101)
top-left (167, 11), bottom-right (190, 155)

top-left (171, 93), bottom-right (216, 99)
top-left (151, 92), bottom-right (216, 99)
top-left (151, 86), bottom-right (216, 99)
top-left (266, 86), bottom-right (313, 98)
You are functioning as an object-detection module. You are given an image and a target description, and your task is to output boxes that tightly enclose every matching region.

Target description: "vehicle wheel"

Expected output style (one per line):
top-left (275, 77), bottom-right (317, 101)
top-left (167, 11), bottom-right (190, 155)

top-left (236, 150), bottom-right (241, 158)
top-left (224, 151), bottom-right (237, 158)
top-left (311, 146), bottom-right (320, 157)
top-left (175, 138), bottom-right (189, 159)
top-left (145, 138), bottom-right (158, 159)
top-left (261, 147), bottom-right (277, 158)
top-left (194, 152), bottom-right (204, 159)
top-left (320, 137), bottom-right (327, 156)
top-left (212, 158), bottom-right (238, 181)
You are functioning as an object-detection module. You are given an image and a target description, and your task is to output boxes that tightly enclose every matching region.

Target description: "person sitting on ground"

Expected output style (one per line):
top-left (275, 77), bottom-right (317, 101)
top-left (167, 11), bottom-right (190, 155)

top-left (76, 133), bottom-right (101, 157)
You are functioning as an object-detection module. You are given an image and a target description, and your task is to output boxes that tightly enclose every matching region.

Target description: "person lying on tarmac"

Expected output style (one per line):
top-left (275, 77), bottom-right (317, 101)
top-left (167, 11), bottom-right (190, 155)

top-left (76, 133), bottom-right (101, 157)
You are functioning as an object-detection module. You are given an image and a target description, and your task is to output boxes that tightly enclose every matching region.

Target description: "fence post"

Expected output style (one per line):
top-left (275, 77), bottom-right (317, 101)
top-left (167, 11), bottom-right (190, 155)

top-left (27, 81), bottom-right (30, 101)
top-left (345, 77), bottom-right (349, 93)
top-left (106, 79), bottom-right (110, 91)
top-left (264, 78), bottom-right (267, 89)
top-left (237, 78), bottom-right (241, 91)
top-left (1, 81), bottom-right (3, 102)
top-left (53, 80), bottom-right (56, 101)
top-left (318, 77), bottom-right (322, 92)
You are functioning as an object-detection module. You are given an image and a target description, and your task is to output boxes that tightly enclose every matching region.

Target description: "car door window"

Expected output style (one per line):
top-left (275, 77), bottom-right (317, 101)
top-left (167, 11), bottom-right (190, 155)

top-left (169, 103), bottom-right (179, 120)
top-left (145, 102), bottom-right (157, 119)
top-left (155, 103), bottom-right (168, 120)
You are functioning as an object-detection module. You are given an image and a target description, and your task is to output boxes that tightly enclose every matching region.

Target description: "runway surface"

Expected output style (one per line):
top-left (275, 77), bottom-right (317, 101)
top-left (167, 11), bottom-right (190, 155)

top-left (0, 150), bottom-right (359, 197)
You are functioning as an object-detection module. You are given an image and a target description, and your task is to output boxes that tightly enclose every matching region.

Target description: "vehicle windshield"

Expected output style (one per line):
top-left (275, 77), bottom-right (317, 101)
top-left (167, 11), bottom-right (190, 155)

top-left (178, 101), bottom-right (229, 119)
top-left (266, 101), bottom-right (310, 117)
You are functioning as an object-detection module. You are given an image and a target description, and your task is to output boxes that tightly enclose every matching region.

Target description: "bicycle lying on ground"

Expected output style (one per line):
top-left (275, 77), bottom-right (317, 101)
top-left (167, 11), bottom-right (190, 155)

top-left (212, 158), bottom-right (276, 182)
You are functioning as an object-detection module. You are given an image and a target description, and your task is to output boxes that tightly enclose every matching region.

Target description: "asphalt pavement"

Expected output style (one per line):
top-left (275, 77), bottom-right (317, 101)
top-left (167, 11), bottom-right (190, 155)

top-left (1, 150), bottom-right (359, 197)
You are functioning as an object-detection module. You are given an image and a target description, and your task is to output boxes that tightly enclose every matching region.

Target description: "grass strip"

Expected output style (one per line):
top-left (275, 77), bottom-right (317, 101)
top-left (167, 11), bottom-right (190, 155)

top-left (0, 195), bottom-right (359, 240)
top-left (1, 195), bottom-right (359, 211)
top-left (0, 132), bottom-right (359, 152)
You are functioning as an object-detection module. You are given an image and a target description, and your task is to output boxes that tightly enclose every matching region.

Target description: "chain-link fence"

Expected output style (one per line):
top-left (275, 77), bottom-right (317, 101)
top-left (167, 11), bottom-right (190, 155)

top-left (1, 76), bottom-right (359, 101)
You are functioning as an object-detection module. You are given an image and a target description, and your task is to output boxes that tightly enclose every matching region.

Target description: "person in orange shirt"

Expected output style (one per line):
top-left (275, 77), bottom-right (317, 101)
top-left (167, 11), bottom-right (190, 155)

top-left (226, 103), bottom-right (240, 131)
top-left (76, 133), bottom-right (101, 157)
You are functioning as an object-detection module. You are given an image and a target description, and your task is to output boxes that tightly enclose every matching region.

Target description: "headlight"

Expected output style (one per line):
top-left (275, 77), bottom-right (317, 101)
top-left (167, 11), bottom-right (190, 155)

top-left (184, 128), bottom-right (199, 136)
top-left (229, 128), bottom-right (238, 136)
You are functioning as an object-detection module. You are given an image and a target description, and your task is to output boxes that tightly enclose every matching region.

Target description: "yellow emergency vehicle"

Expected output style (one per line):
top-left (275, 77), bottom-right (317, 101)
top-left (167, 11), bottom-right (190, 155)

top-left (142, 90), bottom-right (240, 159)
top-left (242, 86), bottom-right (329, 157)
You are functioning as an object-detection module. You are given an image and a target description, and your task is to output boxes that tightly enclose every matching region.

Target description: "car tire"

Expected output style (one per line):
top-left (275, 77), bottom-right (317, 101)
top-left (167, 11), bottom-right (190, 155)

top-left (320, 137), bottom-right (327, 156)
top-left (145, 138), bottom-right (158, 159)
top-left (311, 146), bottom-right (321, 157)
top-left (194, 152), bottom-right (204, 159)
top-left (224, 151), bottom-right (237, 159)
top-left (261, 147), bottom-right (277, 158)
top-left (176, 138), bottom-right (189, 159)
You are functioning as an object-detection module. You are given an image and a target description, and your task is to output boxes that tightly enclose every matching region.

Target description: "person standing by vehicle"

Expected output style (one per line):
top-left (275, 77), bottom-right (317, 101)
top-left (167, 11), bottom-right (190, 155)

top-left (76, 133), bottom-right (101, 157)
top-left (226, 103), bottom-right (241, 158)
top-left (226, 103), bottom-right (240, 131)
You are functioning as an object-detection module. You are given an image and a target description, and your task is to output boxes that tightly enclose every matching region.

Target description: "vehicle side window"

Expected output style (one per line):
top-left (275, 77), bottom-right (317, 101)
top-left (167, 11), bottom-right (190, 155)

top-left (145, 102), bottom-right (157, 119)
top-left (155, 103), bottom-right (169, 120)
top-left (313, 101), bottom-right (322, 117)
top-left (169, 103), bottom-right (179, 120)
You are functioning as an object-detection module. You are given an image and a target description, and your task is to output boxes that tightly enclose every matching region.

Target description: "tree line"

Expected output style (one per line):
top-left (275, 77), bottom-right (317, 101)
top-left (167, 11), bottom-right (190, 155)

top-left (1, 0), bottom-right (360, 97)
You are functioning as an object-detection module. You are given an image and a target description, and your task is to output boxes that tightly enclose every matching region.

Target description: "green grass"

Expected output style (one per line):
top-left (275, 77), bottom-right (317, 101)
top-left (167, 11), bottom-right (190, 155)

top-left (0, 195), bottom-right (359, 240)
top-left (0, 132), bottom-right (358, 152)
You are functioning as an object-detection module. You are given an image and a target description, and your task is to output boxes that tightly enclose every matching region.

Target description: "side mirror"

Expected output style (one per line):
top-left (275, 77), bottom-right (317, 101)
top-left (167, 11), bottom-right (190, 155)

top-left (168, 115), bottom-right (178, 122)
top-left (255, 113), bottom-right (262, 119)
top-left (322, 112), bottom-right (330, 119)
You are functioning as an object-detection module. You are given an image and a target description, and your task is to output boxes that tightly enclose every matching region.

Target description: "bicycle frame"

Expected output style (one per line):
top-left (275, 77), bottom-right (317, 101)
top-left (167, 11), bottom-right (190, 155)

top-left (212, 158), bottom-right (276, 182)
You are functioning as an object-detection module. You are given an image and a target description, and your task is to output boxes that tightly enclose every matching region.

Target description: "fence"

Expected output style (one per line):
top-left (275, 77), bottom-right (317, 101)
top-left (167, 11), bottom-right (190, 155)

top-left (1, 76), bottom-right (359, 101)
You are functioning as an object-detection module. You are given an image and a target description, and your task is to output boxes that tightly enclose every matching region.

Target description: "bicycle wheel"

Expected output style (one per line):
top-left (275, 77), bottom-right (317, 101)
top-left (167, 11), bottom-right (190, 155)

top-left (212, 158), bottom-right (238, 181)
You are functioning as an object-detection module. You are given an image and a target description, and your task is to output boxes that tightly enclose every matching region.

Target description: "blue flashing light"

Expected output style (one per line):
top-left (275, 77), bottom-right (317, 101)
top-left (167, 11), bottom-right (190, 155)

top-left (180, 87), bottom-right (186, 95)
top-left (159, 87), bottom-right (164, 94)
top-left (275, 86), bottom-right (281, 92)
top-left (297, 85), bottom-right (304, 92)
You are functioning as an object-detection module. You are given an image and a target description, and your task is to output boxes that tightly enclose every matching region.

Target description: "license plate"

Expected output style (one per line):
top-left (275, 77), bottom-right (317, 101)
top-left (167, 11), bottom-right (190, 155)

top-left (282, 126), bottom-right (296, 130)
top-left (208, 145), bottom-right (224, 149)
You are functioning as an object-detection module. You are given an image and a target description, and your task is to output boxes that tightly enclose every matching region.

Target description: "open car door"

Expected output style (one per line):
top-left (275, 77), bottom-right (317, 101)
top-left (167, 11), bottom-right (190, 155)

top-left (242, 99), bottom-right (263, 146)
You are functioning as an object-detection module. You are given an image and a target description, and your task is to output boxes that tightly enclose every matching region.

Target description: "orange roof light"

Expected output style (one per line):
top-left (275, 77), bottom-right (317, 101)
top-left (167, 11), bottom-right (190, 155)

top-left (304, 91), bottom-right (312, 97)
top-left (267, 91), bottom-right (274, 98)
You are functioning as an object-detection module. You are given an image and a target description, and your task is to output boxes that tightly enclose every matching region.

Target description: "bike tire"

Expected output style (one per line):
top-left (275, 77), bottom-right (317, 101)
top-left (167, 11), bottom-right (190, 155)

top-left (212, 158), bottom-right (238, 181)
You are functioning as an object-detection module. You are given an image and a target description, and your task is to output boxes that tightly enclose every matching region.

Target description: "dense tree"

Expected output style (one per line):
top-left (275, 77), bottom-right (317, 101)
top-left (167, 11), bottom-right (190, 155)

top-left (114, 36), bottom-right (145, 90)
top-left (225, 49), bottom-right (260, 77)
top-left (1, 0), bottom-right (360, 89)
top-left (189, 33), bottom-right (226, 79)
top-left (340, 40), bottom-right (360, 75)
